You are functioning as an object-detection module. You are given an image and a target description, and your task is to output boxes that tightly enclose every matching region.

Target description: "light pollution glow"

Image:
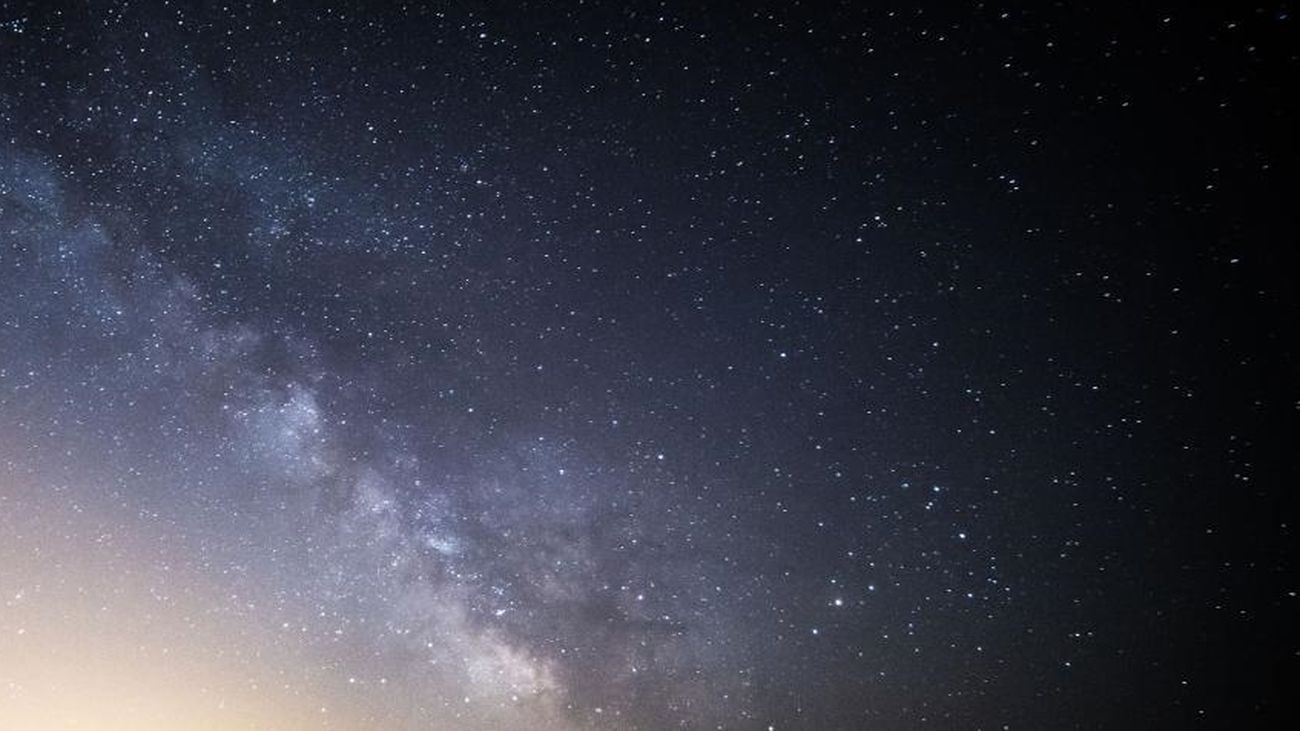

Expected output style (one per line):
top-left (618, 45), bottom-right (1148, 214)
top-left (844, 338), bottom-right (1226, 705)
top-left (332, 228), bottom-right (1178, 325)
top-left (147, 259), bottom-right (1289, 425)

top-left (0, 477), bottom-right (359, 730)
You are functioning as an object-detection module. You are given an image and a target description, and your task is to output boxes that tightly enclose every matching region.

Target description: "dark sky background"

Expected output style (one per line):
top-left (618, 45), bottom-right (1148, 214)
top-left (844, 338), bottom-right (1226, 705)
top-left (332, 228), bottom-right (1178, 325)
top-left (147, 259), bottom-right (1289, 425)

top-left (0, 2), bottom-right (1295, 729)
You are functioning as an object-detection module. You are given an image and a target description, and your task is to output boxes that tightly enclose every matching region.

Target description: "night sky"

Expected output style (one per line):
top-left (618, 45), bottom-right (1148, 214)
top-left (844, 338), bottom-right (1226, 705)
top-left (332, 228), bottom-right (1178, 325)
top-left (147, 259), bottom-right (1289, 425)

top-left (0, 2), bottom-right (1295, 729)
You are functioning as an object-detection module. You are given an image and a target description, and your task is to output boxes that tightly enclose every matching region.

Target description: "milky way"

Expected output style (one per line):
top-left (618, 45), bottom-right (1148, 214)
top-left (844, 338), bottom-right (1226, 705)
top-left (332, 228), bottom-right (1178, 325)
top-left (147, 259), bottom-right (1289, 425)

top-left (0, 3), bottom-right (1294, 729)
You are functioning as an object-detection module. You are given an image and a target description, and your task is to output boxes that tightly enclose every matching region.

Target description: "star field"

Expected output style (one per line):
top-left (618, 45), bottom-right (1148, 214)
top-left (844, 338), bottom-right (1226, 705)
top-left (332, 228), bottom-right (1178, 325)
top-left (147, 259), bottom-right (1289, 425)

top-left (0, 2), bottom-right (1294, 729)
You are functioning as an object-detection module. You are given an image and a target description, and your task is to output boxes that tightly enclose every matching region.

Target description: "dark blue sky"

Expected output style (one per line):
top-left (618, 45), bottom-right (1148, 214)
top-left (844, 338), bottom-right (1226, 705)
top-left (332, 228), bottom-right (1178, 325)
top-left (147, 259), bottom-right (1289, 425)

top-left (0, 2), bottom-right (1293, 728)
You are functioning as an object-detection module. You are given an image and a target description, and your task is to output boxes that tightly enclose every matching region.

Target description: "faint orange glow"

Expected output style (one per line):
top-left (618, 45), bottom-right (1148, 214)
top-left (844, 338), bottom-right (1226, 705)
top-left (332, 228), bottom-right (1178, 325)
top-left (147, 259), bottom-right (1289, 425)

top-left (0, 479), bottom-right (358, 730)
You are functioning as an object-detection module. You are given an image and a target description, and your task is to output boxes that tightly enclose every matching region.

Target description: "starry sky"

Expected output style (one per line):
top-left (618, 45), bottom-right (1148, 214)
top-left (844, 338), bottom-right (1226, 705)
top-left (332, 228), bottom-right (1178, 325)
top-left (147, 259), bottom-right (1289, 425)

top-left (0, 2), bottom-right (1295, 729)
